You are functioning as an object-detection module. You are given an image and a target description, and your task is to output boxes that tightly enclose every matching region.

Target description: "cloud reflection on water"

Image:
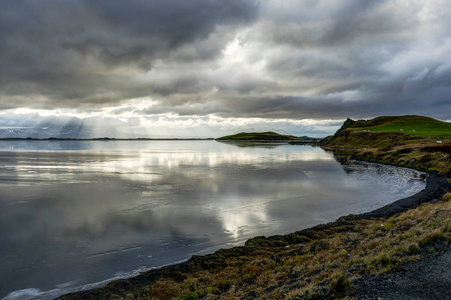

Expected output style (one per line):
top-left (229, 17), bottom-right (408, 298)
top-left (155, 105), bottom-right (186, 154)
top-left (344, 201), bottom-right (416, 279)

top-left (0, 141), bottom-right (424, 299)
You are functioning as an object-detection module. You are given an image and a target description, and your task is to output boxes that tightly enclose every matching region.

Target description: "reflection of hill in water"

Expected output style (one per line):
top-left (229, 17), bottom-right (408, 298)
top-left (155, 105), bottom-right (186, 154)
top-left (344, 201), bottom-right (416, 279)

top-left (216, 141), bottom-right (288, 148)
top-left (323, 148), bottom-right (355, 167)
top-left (324, 148), bottom-right (427, 180)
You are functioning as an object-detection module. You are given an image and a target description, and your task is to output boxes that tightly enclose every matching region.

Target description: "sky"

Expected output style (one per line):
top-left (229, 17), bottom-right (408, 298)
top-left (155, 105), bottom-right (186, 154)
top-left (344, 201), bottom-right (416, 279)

top-left (0, 0), bottom-right (450, 138)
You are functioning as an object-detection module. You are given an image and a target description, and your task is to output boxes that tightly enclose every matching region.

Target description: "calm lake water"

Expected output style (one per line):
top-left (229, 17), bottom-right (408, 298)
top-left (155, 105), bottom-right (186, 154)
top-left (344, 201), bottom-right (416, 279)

top-left (0, 140), bottom-right (425, 299)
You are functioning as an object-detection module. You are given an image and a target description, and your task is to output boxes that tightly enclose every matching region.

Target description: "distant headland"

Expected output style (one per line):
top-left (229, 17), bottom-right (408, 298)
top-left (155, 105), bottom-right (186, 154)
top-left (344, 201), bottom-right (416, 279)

top-left (216, 131), bottom-right (321, 143)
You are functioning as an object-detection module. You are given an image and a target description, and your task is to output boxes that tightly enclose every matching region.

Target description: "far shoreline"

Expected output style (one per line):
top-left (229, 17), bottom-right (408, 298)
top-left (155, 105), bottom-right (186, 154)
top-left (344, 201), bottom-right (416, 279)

top-left (0, 137), bottom-right (216, 141)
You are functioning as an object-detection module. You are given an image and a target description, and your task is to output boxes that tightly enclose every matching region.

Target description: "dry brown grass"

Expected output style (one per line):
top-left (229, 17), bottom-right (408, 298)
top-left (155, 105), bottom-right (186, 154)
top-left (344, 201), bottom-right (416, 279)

top-left (443, 193), bottom-right (451, 202)
top-left (351, 139), bottom-right (451, 176)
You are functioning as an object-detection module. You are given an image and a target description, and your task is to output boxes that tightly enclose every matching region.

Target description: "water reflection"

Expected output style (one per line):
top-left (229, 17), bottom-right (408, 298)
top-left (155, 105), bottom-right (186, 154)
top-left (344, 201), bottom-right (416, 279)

top-left (216, 141), bottom-right (288, 148)
top-left (0, 141), bottom-right (425, 299)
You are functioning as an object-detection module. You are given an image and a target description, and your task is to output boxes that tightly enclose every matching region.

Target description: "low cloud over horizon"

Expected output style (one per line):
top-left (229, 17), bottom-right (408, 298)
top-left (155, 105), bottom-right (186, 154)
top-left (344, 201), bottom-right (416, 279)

top-left (1, 0), bottom-right (450, 137)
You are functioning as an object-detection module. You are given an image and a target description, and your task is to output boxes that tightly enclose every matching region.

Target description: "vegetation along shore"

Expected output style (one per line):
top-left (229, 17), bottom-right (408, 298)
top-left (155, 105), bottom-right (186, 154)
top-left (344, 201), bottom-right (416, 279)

top-left (59, 115), bottom-right (451, 299)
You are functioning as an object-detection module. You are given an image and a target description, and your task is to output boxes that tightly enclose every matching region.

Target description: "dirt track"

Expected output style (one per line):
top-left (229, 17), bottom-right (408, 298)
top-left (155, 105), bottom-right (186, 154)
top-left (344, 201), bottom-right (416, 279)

top-left (352, 246), bottom-right (451, 299)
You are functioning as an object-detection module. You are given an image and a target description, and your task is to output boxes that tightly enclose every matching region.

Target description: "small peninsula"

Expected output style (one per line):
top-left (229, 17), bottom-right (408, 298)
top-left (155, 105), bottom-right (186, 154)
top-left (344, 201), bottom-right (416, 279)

top-left (321, 115), bottom-right (451, 177)
top-left (216, 131), bottom-right (302, 141)
top-left (59, 115), bottom-right (451, 300)
top-left (216, 132), bottom-right (321, 143)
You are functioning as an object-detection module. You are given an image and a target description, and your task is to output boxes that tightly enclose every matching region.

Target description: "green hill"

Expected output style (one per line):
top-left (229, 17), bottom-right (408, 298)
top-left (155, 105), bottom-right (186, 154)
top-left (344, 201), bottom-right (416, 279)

top-left (216, 132), bottom-right (301, 141)
top-left (322, 115), bottom-right (451, 148)
top-left (321, 115), bottom-right (451, 175)
top-left (350, 115), bottom-right (451, 137)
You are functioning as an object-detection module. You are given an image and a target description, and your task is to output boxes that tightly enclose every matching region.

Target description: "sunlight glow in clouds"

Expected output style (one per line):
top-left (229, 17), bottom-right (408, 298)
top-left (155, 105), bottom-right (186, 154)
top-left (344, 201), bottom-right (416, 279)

top-left (0, 97), bottom-right (341, 138)
top-left (0, 0), bottom-right (450, 137)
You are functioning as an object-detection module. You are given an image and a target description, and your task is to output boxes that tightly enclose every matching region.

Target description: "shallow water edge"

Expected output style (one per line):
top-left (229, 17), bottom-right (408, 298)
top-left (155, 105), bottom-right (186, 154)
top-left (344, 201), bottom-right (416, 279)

top-left (56, 171), bottom-right (450, 299)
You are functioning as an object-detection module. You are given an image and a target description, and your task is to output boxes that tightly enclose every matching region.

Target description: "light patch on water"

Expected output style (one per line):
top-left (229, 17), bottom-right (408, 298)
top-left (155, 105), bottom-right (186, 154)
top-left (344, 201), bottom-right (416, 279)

top-left (0, 141), bottom-right (426, 299)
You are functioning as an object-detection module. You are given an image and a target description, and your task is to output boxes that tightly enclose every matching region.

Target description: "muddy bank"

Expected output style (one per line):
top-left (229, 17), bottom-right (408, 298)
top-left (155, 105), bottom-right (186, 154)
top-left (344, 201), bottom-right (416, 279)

top-left (58, 172), bottom-right (450, 299)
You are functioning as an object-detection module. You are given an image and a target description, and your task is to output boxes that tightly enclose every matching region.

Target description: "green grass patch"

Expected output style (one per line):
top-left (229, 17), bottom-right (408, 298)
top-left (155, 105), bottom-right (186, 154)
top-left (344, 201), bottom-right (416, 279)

top-left (351, 115), bottom-right (451, 137)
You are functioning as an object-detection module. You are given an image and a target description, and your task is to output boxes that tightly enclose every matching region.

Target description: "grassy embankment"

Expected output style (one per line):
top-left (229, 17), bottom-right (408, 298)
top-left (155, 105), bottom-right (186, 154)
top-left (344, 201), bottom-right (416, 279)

top-left (60, 115), bottom-right (451, 299)
top-left (153, 199), bottom-right (451, 299)
top-left (322, 115), bottom-right (451, 177)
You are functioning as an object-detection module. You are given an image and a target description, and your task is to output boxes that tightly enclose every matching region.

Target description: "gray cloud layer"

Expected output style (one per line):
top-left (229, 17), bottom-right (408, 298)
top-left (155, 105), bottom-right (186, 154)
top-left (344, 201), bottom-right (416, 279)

top-left (1, 0), bottom-right (450, 120)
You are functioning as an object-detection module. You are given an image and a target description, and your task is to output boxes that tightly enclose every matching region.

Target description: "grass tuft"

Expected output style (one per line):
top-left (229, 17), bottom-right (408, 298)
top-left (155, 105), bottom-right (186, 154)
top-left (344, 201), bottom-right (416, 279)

top-left (419, 231), bottom-right (446, 247)
top-left (442, 193), bottom-right (451, 202)
top-left (408, 244), bottom-right (420, 254)
top-left (329, 274), bottom-right (351, 298)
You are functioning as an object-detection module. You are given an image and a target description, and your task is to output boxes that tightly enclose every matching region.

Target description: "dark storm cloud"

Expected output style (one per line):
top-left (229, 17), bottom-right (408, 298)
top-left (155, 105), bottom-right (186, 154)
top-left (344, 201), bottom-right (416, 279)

top-left (0, 0), bottom-right (258, 106)
top-left (232, 0), bottom-right (451, 120)
top-left (83, 0), bottom-right (256, 49)
top-left (0, 0), bottom-right (450, 122)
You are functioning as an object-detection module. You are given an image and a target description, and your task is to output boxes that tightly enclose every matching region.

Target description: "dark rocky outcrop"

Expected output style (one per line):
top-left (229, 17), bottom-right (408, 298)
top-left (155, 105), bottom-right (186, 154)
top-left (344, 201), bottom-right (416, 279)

top-left (320, 118), bottom-right (355, 145)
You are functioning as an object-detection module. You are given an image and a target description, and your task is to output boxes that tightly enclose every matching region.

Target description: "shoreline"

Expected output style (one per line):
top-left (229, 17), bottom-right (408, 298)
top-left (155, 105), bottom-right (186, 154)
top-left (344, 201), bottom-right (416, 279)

top-left (0, 138), bottom-right (216, 141)
top-left (56, 116), bottom-right (451, 298)
top-left (58, 165), bottom-right (450, 299)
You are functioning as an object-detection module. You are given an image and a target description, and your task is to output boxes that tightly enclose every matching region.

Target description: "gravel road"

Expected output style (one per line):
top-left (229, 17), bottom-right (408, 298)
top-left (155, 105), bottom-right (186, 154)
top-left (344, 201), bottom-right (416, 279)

top-left (352, 246), bottom-right (451, 299)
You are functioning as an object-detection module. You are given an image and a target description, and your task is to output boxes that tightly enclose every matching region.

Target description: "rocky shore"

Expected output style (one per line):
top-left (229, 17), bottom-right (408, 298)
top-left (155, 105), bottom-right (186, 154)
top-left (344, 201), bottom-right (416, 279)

top-left (58, 171), bottom-right (451, 299)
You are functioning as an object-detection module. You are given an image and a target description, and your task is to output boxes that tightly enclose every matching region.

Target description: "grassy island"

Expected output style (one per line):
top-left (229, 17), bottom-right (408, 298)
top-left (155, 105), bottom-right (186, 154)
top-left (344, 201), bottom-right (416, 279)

top-left (60, 116), bottom-right (451, 300)
top-left (216, 132), bottom-right (302, 141)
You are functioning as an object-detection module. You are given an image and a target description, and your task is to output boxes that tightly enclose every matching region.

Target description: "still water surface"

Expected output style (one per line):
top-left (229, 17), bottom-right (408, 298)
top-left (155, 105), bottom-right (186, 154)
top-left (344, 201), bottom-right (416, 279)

top-left (0, 140), bottom-right (425, 299)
